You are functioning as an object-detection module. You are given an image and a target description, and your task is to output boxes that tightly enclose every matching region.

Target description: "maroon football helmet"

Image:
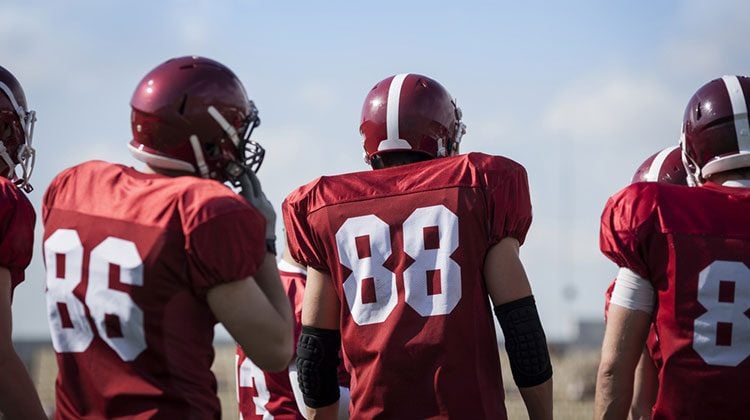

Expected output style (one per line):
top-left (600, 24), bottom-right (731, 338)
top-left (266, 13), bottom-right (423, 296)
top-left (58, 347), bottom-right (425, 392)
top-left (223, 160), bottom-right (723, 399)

top-left (129, 56), bottom-right (263, 184)
top-left (0, 65), bottom-right (36, 192)
top-left (359, 73), bottom-right (465, 166)
top-left (631, 145), bottom-right (688, 185)
top-left (681, 75), bottom-right (750, 183)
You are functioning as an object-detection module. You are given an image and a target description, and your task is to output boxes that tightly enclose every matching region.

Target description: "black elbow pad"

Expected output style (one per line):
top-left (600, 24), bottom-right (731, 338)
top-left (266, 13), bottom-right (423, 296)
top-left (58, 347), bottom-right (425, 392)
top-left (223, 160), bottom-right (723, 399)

top-left (495, 295), bottom-right (553, 388)
top-left (296, 326), bottom-right (341, 408)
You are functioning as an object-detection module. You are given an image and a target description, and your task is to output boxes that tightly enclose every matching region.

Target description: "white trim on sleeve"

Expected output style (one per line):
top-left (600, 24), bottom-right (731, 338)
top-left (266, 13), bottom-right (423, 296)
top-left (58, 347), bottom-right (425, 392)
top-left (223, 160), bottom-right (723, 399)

top-left (611, 267), bottom-right (656, 314)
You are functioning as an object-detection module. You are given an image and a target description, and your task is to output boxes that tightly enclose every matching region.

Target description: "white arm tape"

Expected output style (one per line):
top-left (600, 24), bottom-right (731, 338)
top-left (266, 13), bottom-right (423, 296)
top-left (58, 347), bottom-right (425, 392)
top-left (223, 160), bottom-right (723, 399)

top-left (611, 267), bottom-right (656, 314)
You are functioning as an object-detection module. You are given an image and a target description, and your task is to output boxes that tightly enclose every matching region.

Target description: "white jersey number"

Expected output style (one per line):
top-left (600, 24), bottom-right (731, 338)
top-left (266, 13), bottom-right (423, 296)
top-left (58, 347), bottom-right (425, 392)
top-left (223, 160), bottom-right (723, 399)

top-left (237, 356), bottom-right (272, 420)
top-left (337, 205), bottom-right (461, 325)
top-left (45, 229), bottom-right (147, 362)
top-left (693, 260), bottom-right (750, 367)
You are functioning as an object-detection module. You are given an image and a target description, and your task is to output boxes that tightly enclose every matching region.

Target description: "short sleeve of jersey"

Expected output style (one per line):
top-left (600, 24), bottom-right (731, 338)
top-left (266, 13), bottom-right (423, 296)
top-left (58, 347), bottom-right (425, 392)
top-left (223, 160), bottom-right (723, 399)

top-left (42, 166), bottom-right (74, 224)
top-left (477, 155), bottom-right (533, 246)
top-left (282, 185), bottom-right (326, 272)
top-left (185, 196), bottom-right (267, 295)
top-left (0, 180), bottom-right (35, 291)
top-left (599, 183), bottom-right (659, 280)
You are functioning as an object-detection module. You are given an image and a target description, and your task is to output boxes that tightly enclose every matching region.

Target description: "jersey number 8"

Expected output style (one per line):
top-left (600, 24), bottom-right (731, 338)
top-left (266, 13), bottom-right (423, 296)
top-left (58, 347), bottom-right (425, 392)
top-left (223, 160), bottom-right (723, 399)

top-left (694, 260), bottom-right (750, 367)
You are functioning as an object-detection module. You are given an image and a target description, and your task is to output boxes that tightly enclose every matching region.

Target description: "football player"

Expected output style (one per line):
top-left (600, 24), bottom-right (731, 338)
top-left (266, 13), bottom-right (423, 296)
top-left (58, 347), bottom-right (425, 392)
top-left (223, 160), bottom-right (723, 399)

top-left (42, 56), bottom-right (293, 418)
top-left (284, 74), bottom-right (553, 419)
top-left (602, 145), bottom-right (687, 419)
top-left (596, 76), bottom-right (750, 419)
top-left (0, 65), bottom-right (46, 420)
top-left (236, 240), bottom-right (351, 419)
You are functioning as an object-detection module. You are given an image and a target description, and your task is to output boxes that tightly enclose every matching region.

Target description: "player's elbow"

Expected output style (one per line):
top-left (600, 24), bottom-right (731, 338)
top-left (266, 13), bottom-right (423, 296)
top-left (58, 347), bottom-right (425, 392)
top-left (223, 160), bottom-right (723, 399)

top-left (266, 339), bottom-right (294, 372)
top-left (240, 331), bottom-right (293, 372)
top-left (595, 359), bottom-right (623, 394)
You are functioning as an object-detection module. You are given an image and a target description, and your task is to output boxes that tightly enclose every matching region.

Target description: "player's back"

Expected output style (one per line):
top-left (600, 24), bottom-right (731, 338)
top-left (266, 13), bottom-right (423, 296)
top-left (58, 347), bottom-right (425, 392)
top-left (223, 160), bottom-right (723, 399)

top-left (601, 181), bottom-right (750, 420)
top-left (43, 160), bottom-right (265, 419)
top-left (284, 152), bottom-right (531, 419)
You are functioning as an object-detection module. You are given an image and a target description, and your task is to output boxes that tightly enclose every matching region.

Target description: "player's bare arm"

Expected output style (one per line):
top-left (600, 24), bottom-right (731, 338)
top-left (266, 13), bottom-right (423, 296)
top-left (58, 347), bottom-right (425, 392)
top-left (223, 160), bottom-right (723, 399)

top-left (249, 252), bottom-right (295, 340)
top-left (298, 266), bottom-right (341, 420)
top-left (484, 237), bottom-right (553, 420)
top-left (594, 303), bottom-right (651, 419)
top-left (207, 255), bottom-right (293, 372)
top-left (0, 268), bottom-right (46, 420)
top-left (630, 347), bottom-right (658, 420)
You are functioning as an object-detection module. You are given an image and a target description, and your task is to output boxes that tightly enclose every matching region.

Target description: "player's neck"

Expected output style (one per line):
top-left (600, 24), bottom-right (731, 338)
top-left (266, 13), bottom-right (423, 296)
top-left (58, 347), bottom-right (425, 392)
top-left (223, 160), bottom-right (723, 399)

top-left (706, 168), bottom-right (750, 186)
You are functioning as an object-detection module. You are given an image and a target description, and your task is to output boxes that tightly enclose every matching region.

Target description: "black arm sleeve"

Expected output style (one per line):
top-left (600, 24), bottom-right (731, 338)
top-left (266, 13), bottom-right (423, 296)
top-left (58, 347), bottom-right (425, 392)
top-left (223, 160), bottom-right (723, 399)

top-left (495, 295), bottom-right (553, 388)
top-left (296, 326), bottom-right (341, 408)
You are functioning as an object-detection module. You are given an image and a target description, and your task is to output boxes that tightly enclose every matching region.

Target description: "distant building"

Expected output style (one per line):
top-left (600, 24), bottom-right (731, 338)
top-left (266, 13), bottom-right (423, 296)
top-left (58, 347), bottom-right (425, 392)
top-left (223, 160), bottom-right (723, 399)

top-left (573, 318), bottom-right (605, 348)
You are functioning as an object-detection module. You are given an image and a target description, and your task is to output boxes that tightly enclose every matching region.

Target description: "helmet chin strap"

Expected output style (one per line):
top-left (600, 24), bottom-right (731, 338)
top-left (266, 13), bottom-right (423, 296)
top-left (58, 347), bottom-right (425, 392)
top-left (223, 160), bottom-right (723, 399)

top-left (189, 135), bottom-right (210, 178)
top-left (680, 146), bottom-right (701, 186)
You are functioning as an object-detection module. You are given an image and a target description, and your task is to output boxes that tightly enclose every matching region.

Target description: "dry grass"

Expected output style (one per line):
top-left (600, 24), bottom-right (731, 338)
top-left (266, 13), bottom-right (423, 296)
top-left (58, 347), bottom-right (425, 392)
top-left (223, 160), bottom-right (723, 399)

top-left (29, 343), bottom-right (599, 419)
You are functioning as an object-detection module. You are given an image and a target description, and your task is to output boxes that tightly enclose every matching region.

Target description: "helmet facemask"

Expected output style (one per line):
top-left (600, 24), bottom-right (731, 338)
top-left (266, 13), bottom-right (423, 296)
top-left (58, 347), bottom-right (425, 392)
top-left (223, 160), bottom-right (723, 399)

top-left (448, 102), bottom-right (466, 156)
top-left (0, 80), bottom-right (36, 192)
top-left (208, 100), bottom-right (264, 187)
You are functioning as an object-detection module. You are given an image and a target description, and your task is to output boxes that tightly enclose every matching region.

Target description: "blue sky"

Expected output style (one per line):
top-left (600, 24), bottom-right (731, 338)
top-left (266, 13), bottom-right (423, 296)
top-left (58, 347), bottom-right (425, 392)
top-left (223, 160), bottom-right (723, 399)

top-left (5, 0), bottom-right (750, 340)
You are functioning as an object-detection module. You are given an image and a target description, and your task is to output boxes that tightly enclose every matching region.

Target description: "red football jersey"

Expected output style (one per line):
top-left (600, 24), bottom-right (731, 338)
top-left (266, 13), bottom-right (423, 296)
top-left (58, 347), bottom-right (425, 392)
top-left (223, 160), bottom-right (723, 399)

top-left (42, 160), bottom-right (267, 419)
top-left (236, 260), bottom-right (351, 420)
top-left (283, 152), bottom-right (531, 419)
top-left (237, 260), bottom-right (306, 420)
top-left (601, 181), bottom-right (750, 420)
top-left (604, 280), bottom-right (662, 369)
top-left (0, 176), bottom-right (35, 296)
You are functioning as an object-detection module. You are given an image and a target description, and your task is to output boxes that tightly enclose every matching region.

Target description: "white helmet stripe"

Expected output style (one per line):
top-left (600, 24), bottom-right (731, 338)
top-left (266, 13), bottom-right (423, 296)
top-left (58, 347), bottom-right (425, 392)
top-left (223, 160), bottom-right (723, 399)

top-left (386, 73), bottom-right (408, 142)
top-left (721, 75), bottom-right (750, 152)
top-left (645, 145), bottom-right (679, 182)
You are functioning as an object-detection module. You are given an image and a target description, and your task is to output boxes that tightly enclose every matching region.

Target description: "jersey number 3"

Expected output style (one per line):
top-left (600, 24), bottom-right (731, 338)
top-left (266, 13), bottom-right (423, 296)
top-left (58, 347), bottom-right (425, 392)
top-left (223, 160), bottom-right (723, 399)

top-left (694, 260), bottom-right (750, 367)
top-left (336, 205), bottom-right (461, 325)
top-left (44, 228), bottom-right (147, 362)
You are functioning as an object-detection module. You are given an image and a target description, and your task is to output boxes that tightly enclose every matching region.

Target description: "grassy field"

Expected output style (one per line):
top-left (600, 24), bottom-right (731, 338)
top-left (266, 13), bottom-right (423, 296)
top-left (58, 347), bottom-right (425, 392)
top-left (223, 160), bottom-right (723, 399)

top-left (29, 343), bottom-right (599, 419)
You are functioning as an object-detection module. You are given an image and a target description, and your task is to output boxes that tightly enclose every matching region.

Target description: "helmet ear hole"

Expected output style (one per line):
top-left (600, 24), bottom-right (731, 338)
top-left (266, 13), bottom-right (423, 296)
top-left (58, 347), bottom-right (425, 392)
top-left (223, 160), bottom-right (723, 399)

top-left (178, 95), bottom-right (188, 115)
top-left (1, 122), bottom-right (9, 140)
top-left (204, 142), bottom-right (220, 158)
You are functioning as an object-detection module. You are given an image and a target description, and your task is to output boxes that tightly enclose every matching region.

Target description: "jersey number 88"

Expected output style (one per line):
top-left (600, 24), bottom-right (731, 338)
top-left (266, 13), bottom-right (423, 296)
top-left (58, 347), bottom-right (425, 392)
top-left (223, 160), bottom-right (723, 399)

top-left (336, 205), bottom-right (461, 325)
